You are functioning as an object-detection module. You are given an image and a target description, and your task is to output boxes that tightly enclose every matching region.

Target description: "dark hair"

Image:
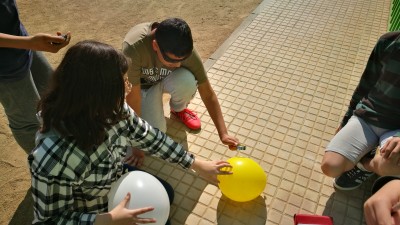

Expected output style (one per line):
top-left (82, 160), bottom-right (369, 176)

top-left (38, 40), bottom-right (129, 151)
top-left (155, 18), bottom-right (193, 57)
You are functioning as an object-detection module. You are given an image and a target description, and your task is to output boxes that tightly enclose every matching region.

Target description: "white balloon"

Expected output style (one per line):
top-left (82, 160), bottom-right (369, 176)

top-left (108, 171), bottom-right (170, 225)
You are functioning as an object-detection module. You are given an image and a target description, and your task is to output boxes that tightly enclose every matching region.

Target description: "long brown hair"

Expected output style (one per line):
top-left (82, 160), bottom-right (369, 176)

top-left (38, 40), bottom-right (129, 151)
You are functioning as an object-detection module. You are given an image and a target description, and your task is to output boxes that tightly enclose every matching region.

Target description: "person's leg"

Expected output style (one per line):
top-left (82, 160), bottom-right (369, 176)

top-left (321, 116), bottom-right (380, 178)
top-left (140, 83), bottom-right (167, 132)
top-left (0, 70), bottom-right (40, 153)
top-left (163, 68), bottom-right (200, 130)
top-left (163, 68), bottom-right (197, 112)
top-left (30, 51), bottom-right (53, 96)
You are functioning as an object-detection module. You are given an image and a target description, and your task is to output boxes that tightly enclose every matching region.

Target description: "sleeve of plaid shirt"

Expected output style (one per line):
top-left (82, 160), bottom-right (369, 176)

top-left (117, 103), bottom-right (195, 168)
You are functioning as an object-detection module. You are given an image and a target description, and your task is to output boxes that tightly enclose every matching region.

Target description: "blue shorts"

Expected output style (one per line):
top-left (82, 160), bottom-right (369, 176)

top-left (326, 115), bottom-right (400, 163)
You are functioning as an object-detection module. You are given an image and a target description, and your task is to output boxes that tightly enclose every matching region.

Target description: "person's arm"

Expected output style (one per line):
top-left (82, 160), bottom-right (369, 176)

top-left (340, 35), bottom-right (386, 128)
top-left (364, 178), bottom-right (400, 225)
top-left (124, 105), bottom-right (232, 183)
top-left (197, 80), bottom-right (239, 148)
top-left (122, 42), bottom-right (143, 116)
top-left (126, 84), bottom-right (142, 116)
top-left (0, 32), bottom-right (71, 53)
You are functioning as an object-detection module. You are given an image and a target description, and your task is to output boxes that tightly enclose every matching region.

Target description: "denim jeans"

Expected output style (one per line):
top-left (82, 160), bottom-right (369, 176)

top-left (140, 68), bottom-right (197, 132)
top-left (0, 51), bottom-right (52, 153)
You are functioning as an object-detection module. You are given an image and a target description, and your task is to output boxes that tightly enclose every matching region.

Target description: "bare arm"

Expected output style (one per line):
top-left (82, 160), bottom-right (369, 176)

top-left (126, 84), bottom-right (142, 116)
top-left (0, 32), bottom-right (71, 53)
top-left (198, 80), bottom-right (239, 147)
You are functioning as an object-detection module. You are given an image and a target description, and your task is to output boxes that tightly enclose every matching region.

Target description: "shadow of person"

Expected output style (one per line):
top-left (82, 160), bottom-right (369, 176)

top-left (9, 188), bottom-right (33, 225)
top-left (216, 195), bottom-right (267, 225)
top-left (322, 175), bottom-right (376, 225)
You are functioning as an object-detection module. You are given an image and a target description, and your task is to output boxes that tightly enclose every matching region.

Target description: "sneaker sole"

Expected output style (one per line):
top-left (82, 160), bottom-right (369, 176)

top-left (332, 178), bottom-right (361, 191)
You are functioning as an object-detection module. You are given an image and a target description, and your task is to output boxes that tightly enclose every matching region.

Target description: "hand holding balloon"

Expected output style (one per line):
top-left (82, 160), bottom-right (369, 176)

top-left (190, 159), bottom-right (232, 185)
top-left (218, 157), bottom-right (267, 202)
top-left (107, 171), bottom-right (170, 225)
top-left (95, 192), bottom-right (156, 225)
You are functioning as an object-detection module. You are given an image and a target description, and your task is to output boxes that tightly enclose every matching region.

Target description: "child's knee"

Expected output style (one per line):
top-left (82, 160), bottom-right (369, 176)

top-left (321, 152), bottom-right (349, 177)
top-left (171, 68), bottom-right (197, 91)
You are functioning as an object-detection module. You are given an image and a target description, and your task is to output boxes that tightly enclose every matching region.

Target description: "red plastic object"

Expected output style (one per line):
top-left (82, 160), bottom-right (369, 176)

top-left (293, 214), bottom-right (334, 225)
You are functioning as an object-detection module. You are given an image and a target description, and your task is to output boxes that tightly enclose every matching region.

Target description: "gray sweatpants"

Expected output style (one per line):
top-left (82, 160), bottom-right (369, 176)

top-left (326, 115), bottom-right (400, 163)
top-left (140, 68), bottom-right (197, 132)
top-left (0, 51), bottom-right (52, 153)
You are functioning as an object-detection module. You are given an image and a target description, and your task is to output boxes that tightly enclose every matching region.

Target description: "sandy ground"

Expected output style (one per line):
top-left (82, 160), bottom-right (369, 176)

top-left (0, 0), bottom-right (262, 224)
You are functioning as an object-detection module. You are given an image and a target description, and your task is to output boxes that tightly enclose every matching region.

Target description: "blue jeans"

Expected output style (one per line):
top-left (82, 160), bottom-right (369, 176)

top-left (0, 51), bottom-right (52, 153)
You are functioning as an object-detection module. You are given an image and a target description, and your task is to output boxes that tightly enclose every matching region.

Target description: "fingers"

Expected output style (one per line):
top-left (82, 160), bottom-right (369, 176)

top-left (380, 138), bottom-right (400, 166)
top-left (382, 139), bottom-right (394, 159)
top-left (124, 155), bottom-right (144, 168)
top-left (389, 144), bottom-right (400, 162)
top-left (132, 207), bottom-right (155, 215)
top-left (130, 207), bottom-right (156, 224)
top-left (216, 161), bottom-right (233, 175)
top-left (47, 32), bottom-right (71, 52)
top-left (120, 192), bottom-right (131, 208)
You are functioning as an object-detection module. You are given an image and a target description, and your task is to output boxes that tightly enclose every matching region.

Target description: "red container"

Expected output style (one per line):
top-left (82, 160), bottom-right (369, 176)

top-left (293, 214), bottom-right (334, 225)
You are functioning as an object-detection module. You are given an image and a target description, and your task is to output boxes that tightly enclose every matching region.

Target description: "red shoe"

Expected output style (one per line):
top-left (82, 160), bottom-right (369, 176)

top-left (171, 108), bottom-right (201, 130)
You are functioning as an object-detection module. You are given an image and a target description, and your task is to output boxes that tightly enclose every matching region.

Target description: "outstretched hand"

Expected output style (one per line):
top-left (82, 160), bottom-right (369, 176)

top-left (95, 193), bottom-right (156, 225)
top-left (30, 32), bottom-right (71, 53)
top-left (190, 159), bottom-right (232, 185)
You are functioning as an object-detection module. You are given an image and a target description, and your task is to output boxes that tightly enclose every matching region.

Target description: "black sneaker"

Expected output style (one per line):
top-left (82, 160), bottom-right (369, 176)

top-left (333, 166), bottom-right (374, 191)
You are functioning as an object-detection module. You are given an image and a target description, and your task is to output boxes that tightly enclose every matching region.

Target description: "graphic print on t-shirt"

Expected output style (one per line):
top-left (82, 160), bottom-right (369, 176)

top-left (141, 67), bottom-right (172, 85)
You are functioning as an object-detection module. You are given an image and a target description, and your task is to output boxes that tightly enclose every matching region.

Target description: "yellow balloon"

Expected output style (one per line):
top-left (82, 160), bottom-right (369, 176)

top-left (218, 157), bottom-right (267, 202)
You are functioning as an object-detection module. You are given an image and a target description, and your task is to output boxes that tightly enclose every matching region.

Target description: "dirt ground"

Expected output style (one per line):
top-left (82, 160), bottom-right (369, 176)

top-left (0, 0), bottom-right (262, 224)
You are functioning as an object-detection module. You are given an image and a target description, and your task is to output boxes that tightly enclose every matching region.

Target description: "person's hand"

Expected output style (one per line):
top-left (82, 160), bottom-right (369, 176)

top-left (190, 159), bottom-right (232, 185)
top-left (362, 149), bottom-right (400, 176)
top-left (124, 76), bottom-right (133, 97)
top-left (220, 133), bottom-right (239, 150)
top-left (125, 147), bottom-right (145, 168)
top-left (381, 137), bottom-right (400, 164)
top-left (364, 179), bottom-right (400, 225)
top-left (29, 32), bottom-right (71, 53)
top-left (95, 193), bottom-right (156, 225)
top-left (335, 125), bottom-right (343, 134)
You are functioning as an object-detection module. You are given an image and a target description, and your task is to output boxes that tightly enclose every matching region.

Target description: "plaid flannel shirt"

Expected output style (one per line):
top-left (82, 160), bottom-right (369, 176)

top-left (29, 103), bottom-right (194, 224)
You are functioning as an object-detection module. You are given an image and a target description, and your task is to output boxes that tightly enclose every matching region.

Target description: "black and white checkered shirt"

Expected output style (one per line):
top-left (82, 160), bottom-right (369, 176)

top-left (29, 104), bottom-right (194, 224)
